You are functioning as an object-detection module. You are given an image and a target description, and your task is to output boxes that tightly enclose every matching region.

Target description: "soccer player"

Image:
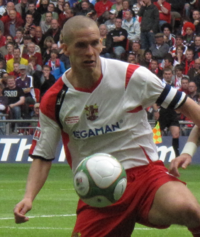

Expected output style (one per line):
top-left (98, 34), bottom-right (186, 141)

top-left (14, 16), bottom-right (200, 237)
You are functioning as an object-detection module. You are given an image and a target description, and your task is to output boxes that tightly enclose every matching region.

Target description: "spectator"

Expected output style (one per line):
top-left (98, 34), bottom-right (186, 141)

top-left (154, 0), bottom-right (171, 30)
top-left (188, 81), bottom-right (198, 102)
top-left (99, 24), bottom-right (112, 58)
top-left (26, 2), bottom-right (41, 26)
top-left (107, 18), bottom-right (127, 59)
top-left (174, 65), bottom-right (185, 89)
top-left (192, 10), bottom-right (200, 34)
top-left (161, 23), bottom-right (176, 48)
top-left (3, 75), bottom-right (25, 132)
top-left (55, 0), bottom-right (65, 15)
top-left (1, 2), bottom-right (22, 25)
top-left (4, 10), bottom-right (24, 37)
top-left (191, 35), bottom-right (200, 59)
top-left (161, 53), bottom-right (178, 71)
top-left (76, 1), bottom-right (93, 16)
top-left (22, 42), bottom-right (43, 67)
top-left (94, 0), bottom-right (113, 18)
top-left (111, 0), bottom-right (122, 16)
top-left (4, 42), bottom-right (14, 62)
top-left (23, 13), bottom-right (35, 35)
top-left (44, 19), bottom-right (61, 44)
top-left (159, 68), bottom-right (180, 157)
top-left (169, 35), bottom-right (188, 57)
top-left (33, 26), bottom-right (44, 50)
top-left (150, 58), bottom-right (163, 79)
top-left (122, 9), bottom-right (140, 43)
top-left (188, 58), bottom-right (200, 81)
top-left (105, 9), bottom-right (117, 32)
top-left (191, 64), bottom-right (200, 92)
top-left (140, 49), bottom-right (152, 68)
top-left (41, 3), bottom-right (58, 21)
top-left (129, 41), bottom-right (144, 64)
top-left (46, 49), bottom-right (66, 80)
top-left (183, 22), bottom-right (196, 47)
top-left (183, 48), bottom-right (195, 75)
top-left (9, 62), bottom-right (21, 79)
top-left (150, 33), bottom-right (169, 62)
top-left (19, 35), bottom-right (32, 55)
top-left (40, 12), bottom-right (52, 34)
top-left (14, 27), bottom-right (24, 46)
top-left (0, 35), bottom-right (15, 57)
top-left (6, 48), bottom-right (28, 73)
top-left (16, 64), bottom-right (35, 117)
top-left (138, 0), bottom-right (159, 50)
top-left (126, 52), bottom-right (137, 64)
top-left (58, 3), bottom-right (72, 27)
top-left (37, 0), bottom-right (49, 15)
top-left (27, 56), bottom-right (42, 75)
top-left (118, 0), bottom-right (131, 20)
top-left (15, 0), bottom-right (28, 21)
top-left (33, 65), bottom-right (55, 97)
top-left (179, 76), bottom-right (189, 94)
top-left (42, 36), bottom-right (55, 64)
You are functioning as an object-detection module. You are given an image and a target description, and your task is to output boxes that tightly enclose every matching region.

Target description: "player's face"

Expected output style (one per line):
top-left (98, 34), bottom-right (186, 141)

top-left (62, 27), bottom-right (102, 73)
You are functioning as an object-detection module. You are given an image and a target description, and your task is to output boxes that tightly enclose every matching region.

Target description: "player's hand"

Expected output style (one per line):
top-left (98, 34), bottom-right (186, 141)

top-left (169, 154), bottom-right (192, 177)
top-left (14, 198), bottom-right (32, 224)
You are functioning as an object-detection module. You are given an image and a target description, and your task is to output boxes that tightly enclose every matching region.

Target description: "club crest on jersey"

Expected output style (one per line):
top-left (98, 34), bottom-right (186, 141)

top-left (85, 104), bottom-right (98, 121)
top-left (33, 127), bottom-right (41, 141)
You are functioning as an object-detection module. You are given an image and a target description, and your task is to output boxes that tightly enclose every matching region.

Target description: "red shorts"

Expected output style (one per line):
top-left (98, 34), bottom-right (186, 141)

top-left (72, 160), bottom-right (185, 237)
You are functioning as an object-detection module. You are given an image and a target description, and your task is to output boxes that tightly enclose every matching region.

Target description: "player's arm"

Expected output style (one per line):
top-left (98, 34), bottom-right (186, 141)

top-left (14, 159), bottom-right (52, 223)
top-left (14, 110), bottom-right (61, 223)
top-left (169, 97), bottom-right (200, 177)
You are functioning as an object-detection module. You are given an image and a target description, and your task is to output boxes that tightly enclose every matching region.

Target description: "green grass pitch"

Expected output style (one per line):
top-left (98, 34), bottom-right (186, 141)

top-left (0, 163), bottom-right (200, 237)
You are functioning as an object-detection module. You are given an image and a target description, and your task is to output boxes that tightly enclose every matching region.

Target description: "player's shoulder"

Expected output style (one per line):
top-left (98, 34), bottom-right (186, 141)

top-left (40, 77), bottom-right (67, 121)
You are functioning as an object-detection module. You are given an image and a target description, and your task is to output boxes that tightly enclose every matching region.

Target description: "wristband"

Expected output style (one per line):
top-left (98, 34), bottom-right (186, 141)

top-left (181, 142), bottom-right (197, 157)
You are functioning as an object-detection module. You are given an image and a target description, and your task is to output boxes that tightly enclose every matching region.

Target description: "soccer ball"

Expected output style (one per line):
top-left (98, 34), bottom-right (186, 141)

top-left (73, 153), bottom-right (127, 208)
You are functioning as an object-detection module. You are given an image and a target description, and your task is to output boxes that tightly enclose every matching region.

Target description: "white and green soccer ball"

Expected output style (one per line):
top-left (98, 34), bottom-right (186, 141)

top-left (73, 153), bottom-right (127, 208)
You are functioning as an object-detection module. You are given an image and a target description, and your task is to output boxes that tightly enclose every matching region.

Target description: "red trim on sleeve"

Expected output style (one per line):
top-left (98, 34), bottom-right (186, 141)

top-left (61, 131), bottom-right (72, 168)
top-left (40, 77), bottom-right (64, 122)
top-left (29, 121), bottom-right (40, 155)
top-left (125, 64), bottom-right (140, 89)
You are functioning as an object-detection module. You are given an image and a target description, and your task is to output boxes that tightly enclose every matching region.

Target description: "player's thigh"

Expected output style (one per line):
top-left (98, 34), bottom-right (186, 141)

top-left (169, 125), bottom-right (180, 138)
top-left (148, 181), bottom-right (200, 226)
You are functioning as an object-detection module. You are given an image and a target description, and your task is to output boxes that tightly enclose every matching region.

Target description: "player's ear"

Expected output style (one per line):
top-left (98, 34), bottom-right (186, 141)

top-left (61, 43), bottom-right (70, 56)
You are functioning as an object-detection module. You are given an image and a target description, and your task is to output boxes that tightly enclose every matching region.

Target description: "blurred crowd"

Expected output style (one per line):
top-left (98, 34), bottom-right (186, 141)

top-left (0, 0), bottom-right (199, 135)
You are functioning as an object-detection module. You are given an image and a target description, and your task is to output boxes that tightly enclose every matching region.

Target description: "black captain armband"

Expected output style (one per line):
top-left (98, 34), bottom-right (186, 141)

top-left (156, 84), bottom-right (187, 110)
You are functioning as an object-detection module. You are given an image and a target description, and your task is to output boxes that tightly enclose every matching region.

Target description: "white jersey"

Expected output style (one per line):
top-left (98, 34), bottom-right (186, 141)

top-left (30, 57), bottom-right (187, 172)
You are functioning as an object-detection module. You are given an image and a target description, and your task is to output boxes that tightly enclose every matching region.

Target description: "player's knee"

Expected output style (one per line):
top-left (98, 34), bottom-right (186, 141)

top-left (180, 202), bottom-right (200, 227)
